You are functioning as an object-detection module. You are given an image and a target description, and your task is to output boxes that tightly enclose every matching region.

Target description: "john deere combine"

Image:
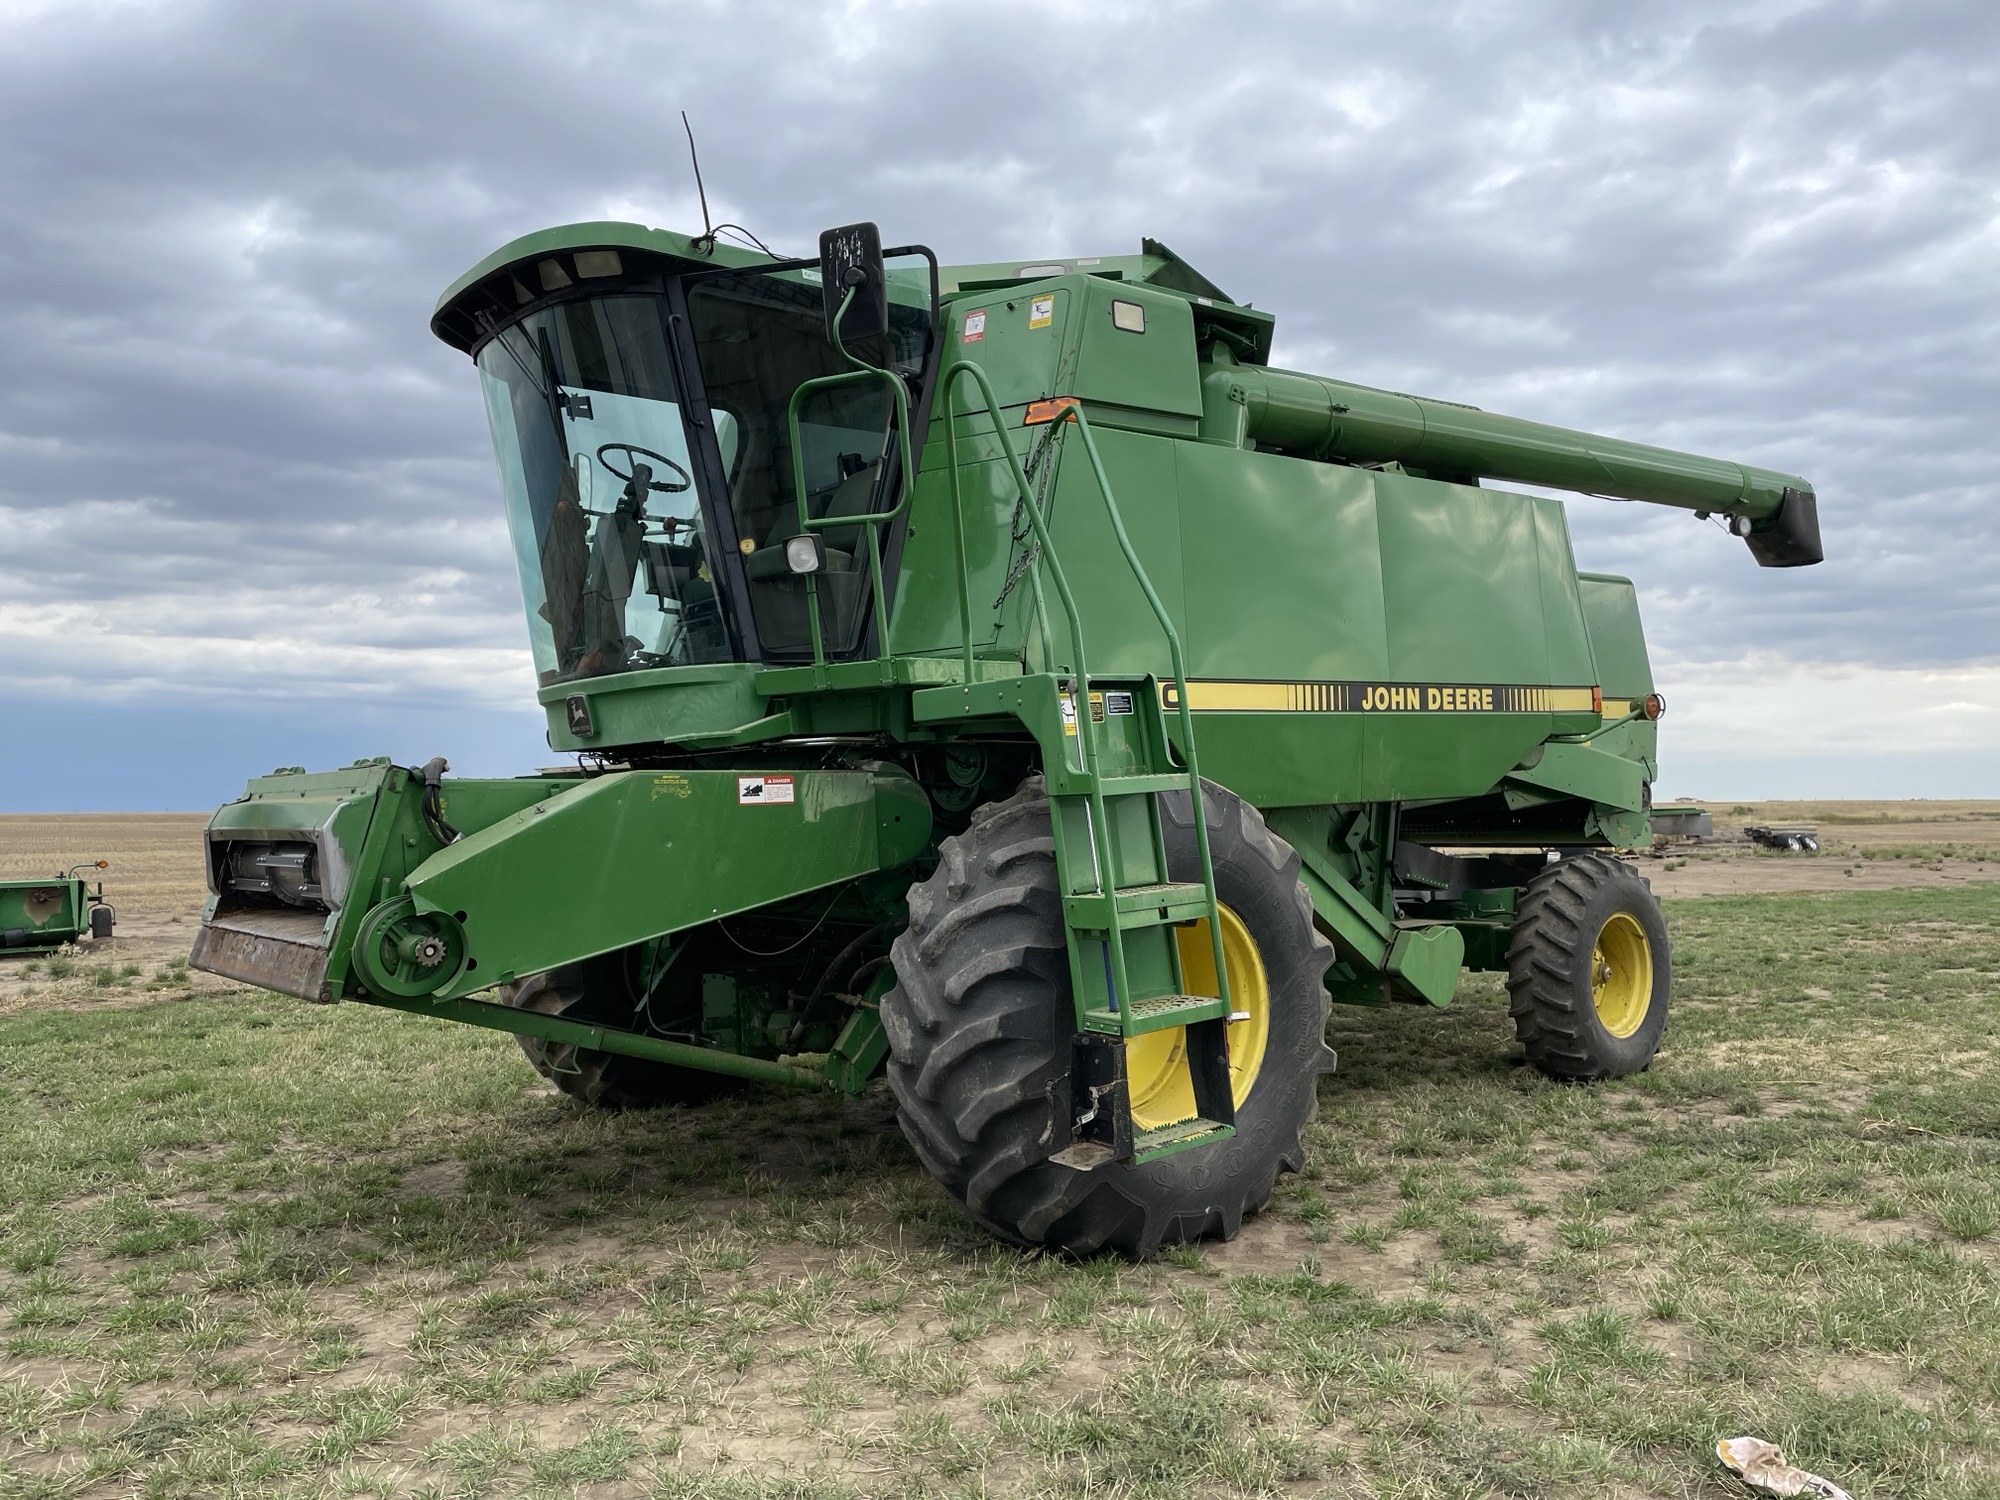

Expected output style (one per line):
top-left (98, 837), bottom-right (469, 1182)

top-left (191, 222), bottom-right (1821, 1256)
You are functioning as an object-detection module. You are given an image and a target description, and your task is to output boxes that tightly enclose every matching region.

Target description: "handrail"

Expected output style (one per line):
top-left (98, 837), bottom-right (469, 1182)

top-left (1052, 402), bottom-right (1229, 1015)
top-left (783, 285), bottom-right (918, 668)
top-left (937, 363), bottom-right (1229, 1018)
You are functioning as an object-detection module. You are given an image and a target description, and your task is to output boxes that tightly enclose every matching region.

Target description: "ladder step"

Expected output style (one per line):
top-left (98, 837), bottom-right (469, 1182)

top-left (1132, 1117), bottom-right (1235, 1164)
top-left (1082, 992), bottom-right (1229, 1036)
top-left (1091, 772), bottom-right (1195, 796)
top-left (1064, 882), bottom-right (1213, 932)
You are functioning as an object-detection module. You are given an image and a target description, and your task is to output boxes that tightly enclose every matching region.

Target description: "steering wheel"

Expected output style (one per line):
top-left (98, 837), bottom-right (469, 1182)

top-left (597, 443), bottom-right (692, 494)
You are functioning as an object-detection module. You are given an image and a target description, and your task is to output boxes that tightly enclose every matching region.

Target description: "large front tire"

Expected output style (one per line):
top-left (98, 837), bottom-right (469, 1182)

top-left (880, 777), bottom-right (1333, 1258)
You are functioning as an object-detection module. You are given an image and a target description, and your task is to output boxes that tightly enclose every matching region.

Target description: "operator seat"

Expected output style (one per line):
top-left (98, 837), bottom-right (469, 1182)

top-left (741, 456), bottom-right (883, 582)
top-left (740, 455), bottom-right (883, 653)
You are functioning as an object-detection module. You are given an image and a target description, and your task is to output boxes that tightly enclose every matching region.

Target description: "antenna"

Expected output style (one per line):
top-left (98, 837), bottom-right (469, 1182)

top-left (679, 113), bottom-right (780, 259)
top-left (682, 111), bottom-right (715, 248)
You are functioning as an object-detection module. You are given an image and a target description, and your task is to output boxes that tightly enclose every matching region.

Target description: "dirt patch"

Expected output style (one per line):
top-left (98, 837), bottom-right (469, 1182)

top-left (1645, 850), bottom-right (1999, 899)
top-left (398, 1160), bottom-right (468, 1199)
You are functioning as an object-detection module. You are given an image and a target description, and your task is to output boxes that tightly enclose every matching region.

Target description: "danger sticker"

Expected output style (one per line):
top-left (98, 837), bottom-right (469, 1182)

top-left (1028, 294), bottom-right (1054, 330)
top-left (962, 309), bottom-right (987, 343)
top-left (738, 774), bottom-right (795, 805)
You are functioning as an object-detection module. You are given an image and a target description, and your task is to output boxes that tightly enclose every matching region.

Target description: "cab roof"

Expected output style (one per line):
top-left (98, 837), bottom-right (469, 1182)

top-left (433, 223), bottom-right (1272, 363)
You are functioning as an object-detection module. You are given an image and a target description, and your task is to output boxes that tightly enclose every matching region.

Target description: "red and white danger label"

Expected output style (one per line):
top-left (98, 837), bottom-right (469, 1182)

top-left (962, 309), bottom-right (987, 342)
top-left (737, 774), bottom-right (795, 805)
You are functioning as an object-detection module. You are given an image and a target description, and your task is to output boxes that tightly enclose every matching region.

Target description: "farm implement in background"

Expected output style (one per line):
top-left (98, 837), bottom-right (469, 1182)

top-left (2, 862), bottom-right (113, 949)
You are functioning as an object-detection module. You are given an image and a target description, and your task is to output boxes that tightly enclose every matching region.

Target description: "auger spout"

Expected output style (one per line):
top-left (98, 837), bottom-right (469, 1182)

top-left (1200, 355), bottom-right (1822, 567)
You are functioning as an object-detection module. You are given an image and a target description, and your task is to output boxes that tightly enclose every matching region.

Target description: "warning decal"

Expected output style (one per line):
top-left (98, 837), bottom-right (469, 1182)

top-left (738, 774), bottom-right (796, 805)
top-left (1028, 294), bottom-right (1054, 329)
top-left (963, 309), bottom-right (987, 343)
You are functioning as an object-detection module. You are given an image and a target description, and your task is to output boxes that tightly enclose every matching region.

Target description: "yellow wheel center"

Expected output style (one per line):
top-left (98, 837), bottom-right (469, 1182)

top-left (1126, 904), bottom-right (1271, 1132)
top-left (1590, 910), bottom-right (1653, 1038)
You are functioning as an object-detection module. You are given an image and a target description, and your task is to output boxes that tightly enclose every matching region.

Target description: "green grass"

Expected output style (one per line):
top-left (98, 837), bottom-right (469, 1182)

top-left (1, 886), bottom-right (1997, 1496)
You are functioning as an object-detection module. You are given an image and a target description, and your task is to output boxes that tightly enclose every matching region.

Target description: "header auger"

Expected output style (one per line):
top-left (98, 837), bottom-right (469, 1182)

top-left (191, 221), bottom-right (1820, 1257)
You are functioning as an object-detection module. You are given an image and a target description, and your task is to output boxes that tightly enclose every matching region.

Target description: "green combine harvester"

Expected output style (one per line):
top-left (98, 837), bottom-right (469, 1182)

top-left (191, 222), bottom-right (1821, 1256)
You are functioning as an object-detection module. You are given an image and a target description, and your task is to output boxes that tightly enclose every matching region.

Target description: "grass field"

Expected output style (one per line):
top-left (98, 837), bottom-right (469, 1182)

top-left (1, 827), bottom-right (1998, 1496)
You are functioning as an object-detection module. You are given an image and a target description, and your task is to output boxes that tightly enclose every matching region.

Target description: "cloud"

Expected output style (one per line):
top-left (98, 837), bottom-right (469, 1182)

top-left (0, 0), bottom-right (1993, 807)
top-left (1656, 655), bottom-right (2000, 798)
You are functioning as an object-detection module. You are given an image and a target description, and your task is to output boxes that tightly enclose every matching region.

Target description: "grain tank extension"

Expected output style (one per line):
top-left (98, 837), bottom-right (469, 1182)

top-left (191, 224), bottom-right (1821, 1256)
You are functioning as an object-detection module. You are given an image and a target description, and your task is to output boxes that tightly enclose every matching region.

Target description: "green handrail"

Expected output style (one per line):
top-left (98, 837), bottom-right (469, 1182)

top-left (1053, 402), bottom-right (1230, 1018)
top-left (783, 287), bottom-right (918, 669)
top-left (937, 363), bottom-right (1229, 1021)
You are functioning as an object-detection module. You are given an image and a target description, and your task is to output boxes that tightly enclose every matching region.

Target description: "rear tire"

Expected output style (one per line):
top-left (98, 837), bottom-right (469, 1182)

top-left (500, 952), bottom-right (741, 1109)
top-left (1506, 854), bottom-right (1671, 1080)
top-left (880, 777), bottom-right (1333, 1258)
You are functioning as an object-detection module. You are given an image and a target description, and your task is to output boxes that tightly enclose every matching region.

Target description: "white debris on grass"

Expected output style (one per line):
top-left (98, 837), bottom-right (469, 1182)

top-left (1717, 1436), bottom-right (1854, 1500)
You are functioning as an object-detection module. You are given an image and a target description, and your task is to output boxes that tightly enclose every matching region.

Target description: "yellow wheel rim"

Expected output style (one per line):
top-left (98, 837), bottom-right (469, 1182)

top-left (1590, 910), bottom-right (1654, 1038)
top-left (1126, 905), bottom-right (1271, 1132)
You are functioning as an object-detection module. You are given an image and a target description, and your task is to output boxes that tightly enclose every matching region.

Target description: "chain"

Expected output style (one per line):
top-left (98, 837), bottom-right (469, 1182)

top-left (992, 419), bottom-right (1065, 614)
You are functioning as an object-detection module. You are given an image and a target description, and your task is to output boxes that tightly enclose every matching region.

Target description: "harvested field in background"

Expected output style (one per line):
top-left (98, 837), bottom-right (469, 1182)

top-left (0, 809), bottom-right (1996, 1497)
top-left (0, 815), bottom-right (209, 1016)
top-left (1643, 800), bottom-right (1999, 899)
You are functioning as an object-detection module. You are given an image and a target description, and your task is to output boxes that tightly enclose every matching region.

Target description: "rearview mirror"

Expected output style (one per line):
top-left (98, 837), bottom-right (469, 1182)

top-left (818, 221), bottom-right (889, 346)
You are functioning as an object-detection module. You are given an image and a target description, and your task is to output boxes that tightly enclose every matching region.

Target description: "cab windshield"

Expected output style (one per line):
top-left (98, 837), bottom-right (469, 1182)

top-left (479, 296), bottom-right (737, 684)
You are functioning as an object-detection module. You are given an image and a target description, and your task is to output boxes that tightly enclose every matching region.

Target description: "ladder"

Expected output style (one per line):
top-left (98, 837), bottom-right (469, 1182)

top-left (939, 363), bottom-right (1235, 1167)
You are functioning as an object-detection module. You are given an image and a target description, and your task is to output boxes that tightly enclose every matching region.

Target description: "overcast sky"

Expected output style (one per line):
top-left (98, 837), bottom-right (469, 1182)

top-left (1, 0), bottom-right (1994, 810)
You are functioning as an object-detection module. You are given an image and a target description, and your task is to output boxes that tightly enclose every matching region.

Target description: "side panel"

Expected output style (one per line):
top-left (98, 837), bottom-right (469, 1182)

top-left (1172, 444), bottom-right (1381, 805)
top-left (1071, 280), bottom-right (1203, 419)
top-left (1177, 445), bottom-right (1390, 682)
top-left (1161, 451), bottom-right (1593, 807)
top-left (939, 284), bottom-right (1076, 417)
top-left (1577, 573), bottom-right (1656, 700)
top-left (545, 664), bottom-right (772, 756)
top-left (1576, 571), bottom-right (1660, 790)
top-left (1534, 502), bottom-right (1600, 690)
top-left (889, 436), bottom-right (1022, 657)
top-left (407, 766), bottom-right (931, 997)
top-left (1375, 473), bottom-right (1550, 684)
top-left (1044, 426), bottom-right (1186, 677)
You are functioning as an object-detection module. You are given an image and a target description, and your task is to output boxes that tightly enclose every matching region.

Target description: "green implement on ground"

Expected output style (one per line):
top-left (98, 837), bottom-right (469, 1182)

top-left (2, 862), bottom-right (114, 949)
top-left (190, 222), bottom-right (1822, 1257)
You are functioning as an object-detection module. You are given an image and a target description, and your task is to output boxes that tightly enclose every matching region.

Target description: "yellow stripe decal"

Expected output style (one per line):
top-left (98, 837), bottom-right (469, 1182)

top-left (1159, 680), bottom-right (1600, 715)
